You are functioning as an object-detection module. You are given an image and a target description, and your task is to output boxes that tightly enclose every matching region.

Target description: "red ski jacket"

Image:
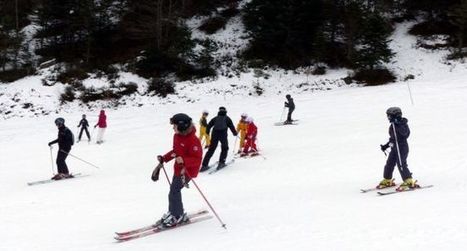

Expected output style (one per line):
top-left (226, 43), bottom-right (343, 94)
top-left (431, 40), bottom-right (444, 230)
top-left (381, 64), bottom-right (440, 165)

top-left (246, 122), bottom-right (257, 139)
top-left (162, 126), bottom-right (202, 178)
top-left (96, 110), bottom-right (107, 128)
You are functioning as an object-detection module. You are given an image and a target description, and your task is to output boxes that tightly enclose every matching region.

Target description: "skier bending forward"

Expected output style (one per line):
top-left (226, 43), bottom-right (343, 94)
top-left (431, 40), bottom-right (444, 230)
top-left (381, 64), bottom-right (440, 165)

top-left (155, 113), bottom-right (203, 227)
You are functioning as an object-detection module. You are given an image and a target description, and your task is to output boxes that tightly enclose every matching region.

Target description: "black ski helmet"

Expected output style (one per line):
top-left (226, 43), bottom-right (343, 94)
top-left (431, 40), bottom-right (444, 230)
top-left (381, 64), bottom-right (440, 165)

top-left (386, 107), bottom-right (402, 120)
top-left (218, 106), bottom-right (227, 116)
top-left (286, 94), bottom-right (291, 99)
top-left (55, 117), bottom-right (65, 126)
top-left (170, 113), bottom-right (192, 132)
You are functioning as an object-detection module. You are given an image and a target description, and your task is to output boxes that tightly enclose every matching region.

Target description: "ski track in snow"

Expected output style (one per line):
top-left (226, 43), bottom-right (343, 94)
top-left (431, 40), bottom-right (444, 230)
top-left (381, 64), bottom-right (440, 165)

top-left (1, 23), bottom-right (467, 250)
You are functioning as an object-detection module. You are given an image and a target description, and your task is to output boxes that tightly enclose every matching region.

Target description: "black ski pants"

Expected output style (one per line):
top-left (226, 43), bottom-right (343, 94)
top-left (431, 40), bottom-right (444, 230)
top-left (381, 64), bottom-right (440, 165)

top-left (202, 130), bottom-right (229, 167)
top-left (79, 127), bottom-right (90, 141)
top-left (287, 108), bottom-right (295, 122)
top-left (168, 175), bottom-right (190, 218)
top-left (57, 148), bottom-right (70, 174)
top-left (383, 144), bottom-right (411, 180)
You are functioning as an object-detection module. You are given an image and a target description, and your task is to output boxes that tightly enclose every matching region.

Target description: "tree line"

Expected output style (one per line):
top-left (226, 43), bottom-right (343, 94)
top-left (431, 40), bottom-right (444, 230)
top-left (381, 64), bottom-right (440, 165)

top-left (0, 0), bottom-right (466, 85)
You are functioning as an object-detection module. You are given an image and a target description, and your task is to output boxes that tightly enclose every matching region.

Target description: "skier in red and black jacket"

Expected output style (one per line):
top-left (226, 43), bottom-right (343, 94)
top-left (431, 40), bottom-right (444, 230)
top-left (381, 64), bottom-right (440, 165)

top-left (155, 113), bottom-right (203, 228)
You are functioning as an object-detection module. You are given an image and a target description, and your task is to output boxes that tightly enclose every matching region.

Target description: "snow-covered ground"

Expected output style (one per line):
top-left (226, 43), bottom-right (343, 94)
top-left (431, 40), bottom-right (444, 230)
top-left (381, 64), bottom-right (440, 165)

top-left (1, 23), bottom-right (467, 250)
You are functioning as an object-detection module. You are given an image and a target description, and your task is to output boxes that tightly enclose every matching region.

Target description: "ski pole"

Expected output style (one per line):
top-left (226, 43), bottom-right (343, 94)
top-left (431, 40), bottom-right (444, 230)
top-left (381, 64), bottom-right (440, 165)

top-left (279, 107), bottom-right (286, 122)
top-left (406, 82), bottom-right (414, 105)
top-left (161, 165), bottom-right (171, 185)
top-left (49, 146), bottom-right (55, 175)
top-left (391, 123), bottom-right (403, 173)
top-left (232, 136), bottom-right (238, 154)
top-left (60, 149), bottom-right (100, 169)
top-left (184, 169), bottom-right (227, 229)
top-left (91, 127), bottom-right (95, 142)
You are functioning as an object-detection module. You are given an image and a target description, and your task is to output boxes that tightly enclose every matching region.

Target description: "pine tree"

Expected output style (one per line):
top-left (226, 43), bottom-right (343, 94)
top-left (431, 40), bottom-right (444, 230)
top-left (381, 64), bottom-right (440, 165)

top-left (243, 0), bottom-right (325, 68)
top-left (355, 13), bottom-right (394, 69)
top-left (448, 0), bottom-right (467, 58)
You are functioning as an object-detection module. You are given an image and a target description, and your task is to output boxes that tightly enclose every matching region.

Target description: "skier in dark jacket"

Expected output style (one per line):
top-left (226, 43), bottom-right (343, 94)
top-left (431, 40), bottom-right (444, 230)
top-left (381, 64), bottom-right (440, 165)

top-left (77, 114), bottom-right (90, 142)
top-left (284, 94), bottom-right (295, 124)
top-left (378, 107), bottom-right (419, 191)
top-left (48, 118), bottom-right (74, 180)
top-left (200, 107), bottom-right (238, 171)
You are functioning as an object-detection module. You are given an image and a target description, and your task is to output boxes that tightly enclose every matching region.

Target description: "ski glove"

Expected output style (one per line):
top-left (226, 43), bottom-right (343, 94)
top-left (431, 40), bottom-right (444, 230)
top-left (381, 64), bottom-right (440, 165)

top-left (380, 143), bottom-right (390, 152)
top-left (157, 155), bottom-right (164, 164)
top-left (151, 163), bottom-right (163, 182)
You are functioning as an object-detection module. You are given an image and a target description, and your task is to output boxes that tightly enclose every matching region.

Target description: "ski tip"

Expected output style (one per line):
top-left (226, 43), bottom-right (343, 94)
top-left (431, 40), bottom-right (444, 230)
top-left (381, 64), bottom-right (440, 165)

top-left (222, 224), bottom-right (227, 229)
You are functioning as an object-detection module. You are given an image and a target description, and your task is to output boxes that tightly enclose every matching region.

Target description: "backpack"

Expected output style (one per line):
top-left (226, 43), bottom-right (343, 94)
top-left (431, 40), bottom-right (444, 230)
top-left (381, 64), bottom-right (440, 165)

top-left (66, 127), bottom-right (75, 146)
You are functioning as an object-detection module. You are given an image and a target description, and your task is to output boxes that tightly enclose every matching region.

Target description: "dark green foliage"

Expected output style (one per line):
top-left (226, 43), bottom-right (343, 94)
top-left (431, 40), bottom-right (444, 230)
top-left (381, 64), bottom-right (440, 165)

top-left (0, 68), bottom-right (30, 83)
top-left (243, 0), bottom-right (325, 68)
top-left (60, 85), bottom-right (76, 103)
top-left (118, 82), bottom-right (138, 96)
top-left (220, 7), bottom-right (240, 19)
top-left (199, 17), bottom-right (228, 34)
top-left (353, 68), bottom-right (396, 86)
top-left (57, 68), bottom-right (89, 84)
top-left (147, 78), bottom-right (175, 97)
top-left (78, 82), bottom-right (138, 103)
top-left (409, 21), bottom-right (457, 36)
top-left (1, 0), bottom-right (465, 86)
top-left (355, 13), bottom-right (394, 70)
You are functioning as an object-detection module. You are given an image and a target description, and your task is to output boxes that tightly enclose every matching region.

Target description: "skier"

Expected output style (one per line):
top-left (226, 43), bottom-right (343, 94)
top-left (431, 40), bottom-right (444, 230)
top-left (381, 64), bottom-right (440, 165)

top-left (48, 118), bottom-right (74, 180)
top-left (200, 107), bottom-right (238, 171)
top-left (284, 94), bottom-right (295, 124)
top-left (155, 113), bottom-right (202, 227)
top-left (236, 113), bottom-right (248, 153)
top-left (240, 116), bottom-right (258, 156)
top-left (94, 110), bottom-right (107, 144)
top-left (77, 114), bottom-right (91, 142)
top-left (199, 110), bottom-right (211, 149)
top-left (378, 107), bottom-right (419, 191)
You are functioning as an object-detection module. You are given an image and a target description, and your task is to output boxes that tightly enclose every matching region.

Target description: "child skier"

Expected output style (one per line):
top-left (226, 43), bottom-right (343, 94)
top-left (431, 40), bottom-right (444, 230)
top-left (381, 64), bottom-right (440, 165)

top-left (199, 110), bottom-right (211, 149)
top-left (94, 110), bottom-right (107, 144)
top-left (77, 114), bottom-right (91, 142)
top-left (378, 107), bottom-right (419, 191)
top-left (155, 113), bottom-right (203, 227)
top-left (284, 94), bottom-right (295, 124)
top-left (48, 118), bottom-right (74, 180)
top-left (236, 113), bottom-right (248, 153)
top-left (240, 116), bottom-right (258, 157)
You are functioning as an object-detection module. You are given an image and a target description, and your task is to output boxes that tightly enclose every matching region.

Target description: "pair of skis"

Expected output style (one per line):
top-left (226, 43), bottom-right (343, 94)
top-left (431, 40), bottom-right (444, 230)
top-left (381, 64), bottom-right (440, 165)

top-left (27, 173), bottom-right (89, 186)
top-left (207, 159), bottom-right (235, 174)
top-left (361, 181), bottom-right (433, 196)
top-left (114, 210), bottom-right (212, 242)
top-left (273, 120), bottom-right (299, 126)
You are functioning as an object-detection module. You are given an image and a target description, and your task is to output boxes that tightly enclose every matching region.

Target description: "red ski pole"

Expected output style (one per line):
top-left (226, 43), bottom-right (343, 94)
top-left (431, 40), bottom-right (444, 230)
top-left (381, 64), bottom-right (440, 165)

top-left (184, 168), bottom-right (227, 229)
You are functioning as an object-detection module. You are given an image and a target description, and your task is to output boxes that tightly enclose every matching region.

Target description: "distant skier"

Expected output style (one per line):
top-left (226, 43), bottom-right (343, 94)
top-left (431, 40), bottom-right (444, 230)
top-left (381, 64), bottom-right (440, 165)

top-left (236, 113), bottom-right (248, 153)
top-left (77, 114), bottom-right (91, 142)
top-left (94, 110), bottom-right (107, 144)
top-left (284, 94), bottom-right (295, 124)
top-left (154, 113), bottom-right (202, 227)
top-left (240, 116), bottom-right (258, 156)
top-left (378, 107), bottom-right (419, 191)
top-left (200, 107), bottom-right (238, 171)
top-left (199, 110), bottom-right (211, 149)
top-left (48, 118), bottom-right (74, 180)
